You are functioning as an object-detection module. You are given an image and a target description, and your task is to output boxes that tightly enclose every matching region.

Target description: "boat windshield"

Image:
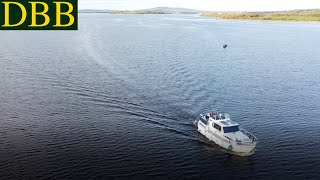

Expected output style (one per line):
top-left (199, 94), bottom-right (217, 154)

top-left (223, 126), bottom-right (239, 133)
top-left (199, 118), bottom-right (208, 125)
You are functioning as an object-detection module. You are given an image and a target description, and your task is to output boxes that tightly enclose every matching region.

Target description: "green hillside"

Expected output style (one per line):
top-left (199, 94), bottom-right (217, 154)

top-left (202, 9), bottom-right (320, 22)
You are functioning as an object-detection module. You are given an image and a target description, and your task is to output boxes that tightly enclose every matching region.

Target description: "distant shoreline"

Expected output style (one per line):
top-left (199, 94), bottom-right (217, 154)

top-left (201, 10), bottom-right (320, 22)
top-left (78, 8), bottom-right (320, 22)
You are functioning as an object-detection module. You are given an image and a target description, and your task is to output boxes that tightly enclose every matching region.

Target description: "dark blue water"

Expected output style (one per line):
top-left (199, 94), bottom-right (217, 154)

top-left (1, 14), bottom-right (320, 179)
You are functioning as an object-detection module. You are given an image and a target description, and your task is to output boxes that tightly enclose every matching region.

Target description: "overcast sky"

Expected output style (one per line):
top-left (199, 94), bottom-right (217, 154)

top-left (79, 0), bottom-right (320, 11)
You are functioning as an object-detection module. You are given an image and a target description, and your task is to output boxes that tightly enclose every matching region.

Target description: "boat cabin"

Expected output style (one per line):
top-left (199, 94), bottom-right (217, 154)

top-left (200, 113), bottom-right (240, 134)
top-left (212, 120), bottom-right (240, 134)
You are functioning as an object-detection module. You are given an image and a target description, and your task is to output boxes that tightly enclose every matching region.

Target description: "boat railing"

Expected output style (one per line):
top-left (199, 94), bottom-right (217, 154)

top-left (240, 128), bottom-right (258, 143)
top-left (224, 135), bottom-right (234, 143)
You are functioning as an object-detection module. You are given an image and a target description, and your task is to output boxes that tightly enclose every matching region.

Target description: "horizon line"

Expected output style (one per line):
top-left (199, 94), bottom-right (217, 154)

top-left (78, 6), bottom-right (320, 12)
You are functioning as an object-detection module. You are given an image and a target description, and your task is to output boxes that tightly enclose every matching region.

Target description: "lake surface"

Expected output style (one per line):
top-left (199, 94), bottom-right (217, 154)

top-left (1, 14), bottom-right (320, 179)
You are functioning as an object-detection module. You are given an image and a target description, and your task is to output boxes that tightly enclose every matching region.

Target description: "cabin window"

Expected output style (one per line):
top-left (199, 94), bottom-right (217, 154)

top-left (223, 126), bottom-right (239, 133)
top-left (213, 123), bottom-right (221, 131)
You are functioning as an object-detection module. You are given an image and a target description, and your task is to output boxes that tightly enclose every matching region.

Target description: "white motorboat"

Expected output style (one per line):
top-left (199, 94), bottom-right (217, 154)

top-left (197, 112), bottom-right (258, 154)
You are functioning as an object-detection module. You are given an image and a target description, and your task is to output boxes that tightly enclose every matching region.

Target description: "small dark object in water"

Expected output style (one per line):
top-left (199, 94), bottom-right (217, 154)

top-left (223, 44), bottom-right (228, 48)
